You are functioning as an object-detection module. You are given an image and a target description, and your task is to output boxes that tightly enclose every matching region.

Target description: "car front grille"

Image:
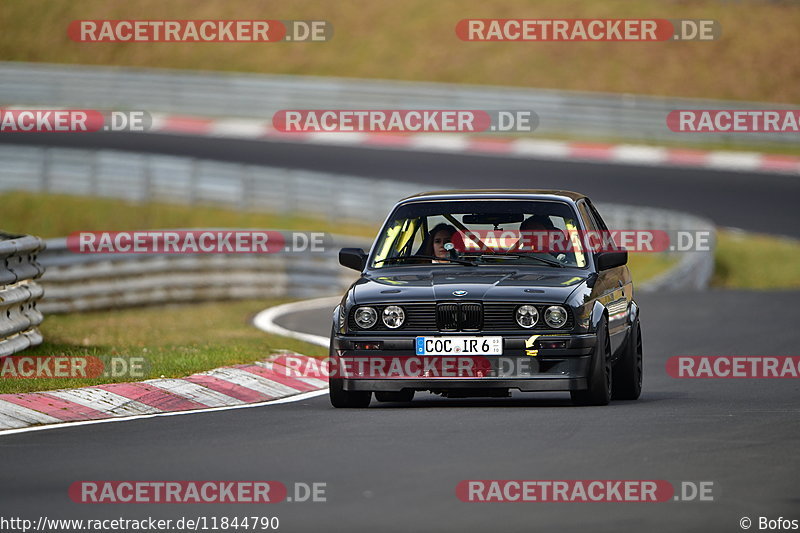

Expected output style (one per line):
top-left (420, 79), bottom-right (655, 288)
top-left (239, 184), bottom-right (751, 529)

top-left (436, 303), bottom-right (482, 332)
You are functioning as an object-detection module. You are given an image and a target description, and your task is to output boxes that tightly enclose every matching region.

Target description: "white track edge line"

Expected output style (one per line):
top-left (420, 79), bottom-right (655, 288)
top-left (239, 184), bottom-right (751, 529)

top-left (252, 297), bottom-right (337, 348)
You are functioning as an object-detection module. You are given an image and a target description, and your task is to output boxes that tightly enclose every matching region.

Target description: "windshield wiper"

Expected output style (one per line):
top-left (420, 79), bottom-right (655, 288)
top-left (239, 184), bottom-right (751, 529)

top-left (478, 253), bottom-right (566, 268)
top-left (374, 255), bottom-right (478, 267)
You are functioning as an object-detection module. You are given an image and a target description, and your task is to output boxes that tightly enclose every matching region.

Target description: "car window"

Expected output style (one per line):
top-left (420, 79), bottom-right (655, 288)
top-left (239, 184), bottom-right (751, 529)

top-left (370, 199), bottom-right (587, 269)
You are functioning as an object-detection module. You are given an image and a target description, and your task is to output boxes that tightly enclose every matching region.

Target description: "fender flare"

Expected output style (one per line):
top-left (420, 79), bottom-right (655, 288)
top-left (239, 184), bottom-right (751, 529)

top-left (590, 301), bottom-right (608, 332)
top-left (629, 300), bottom-right (639, 326)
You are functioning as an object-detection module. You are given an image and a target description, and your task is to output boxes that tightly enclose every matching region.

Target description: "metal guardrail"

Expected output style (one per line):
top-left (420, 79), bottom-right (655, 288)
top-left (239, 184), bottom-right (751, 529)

top-left (0, 61), bottom-right (797, 146)
top-left (0, 233), bottom-right (45, 357)
top-left (599, 204), bottom-right (716, 292)
top-left (0, 145), bottom-right (410, 225)
top-left (37, 234), bottom-right (363, 314)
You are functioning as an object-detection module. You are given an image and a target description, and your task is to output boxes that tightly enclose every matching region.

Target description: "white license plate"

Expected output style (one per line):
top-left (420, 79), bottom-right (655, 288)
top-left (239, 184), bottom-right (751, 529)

top-left (415, 336), bottom-right (503, 356)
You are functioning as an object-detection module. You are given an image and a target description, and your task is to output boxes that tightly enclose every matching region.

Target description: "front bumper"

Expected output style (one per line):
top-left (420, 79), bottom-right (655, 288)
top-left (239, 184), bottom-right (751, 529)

top-left (331, 333), bottom-right (596, 393)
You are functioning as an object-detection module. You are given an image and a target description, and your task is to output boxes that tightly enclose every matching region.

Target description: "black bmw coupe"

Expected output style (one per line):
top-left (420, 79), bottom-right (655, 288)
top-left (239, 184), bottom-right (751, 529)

top-left (330, 190), bottom-right (642, 407)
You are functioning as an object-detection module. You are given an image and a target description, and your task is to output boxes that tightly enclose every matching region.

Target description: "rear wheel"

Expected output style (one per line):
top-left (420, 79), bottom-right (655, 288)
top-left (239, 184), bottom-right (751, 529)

top-left (612, 318), bottom-right (642, 400)
top-left (571, 316), bottom-right (612, 406)
top-left (375, 390), bottom-right (415, 403)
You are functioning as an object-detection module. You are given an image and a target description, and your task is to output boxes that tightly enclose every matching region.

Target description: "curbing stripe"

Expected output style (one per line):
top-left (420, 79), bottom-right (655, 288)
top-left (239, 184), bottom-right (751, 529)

top-left (204, 367), bottom-right (300, 398)
top-left (0, 399), bottom-right (62, 428)
top-left (160, 115), bottom-right (214, 134)
top-left (408, 133), bottom-right (470, 152)
top-left (237, 364), bottom-right (320, 392)
top-left (145, 378), bottom-right (245, 407)
top-left (47, 388), bottom-right (161, 416)
top-left (182, 374), bottom-right (270, 403)
top-left (143, 112), bottom-right (800, 175)
top-left (0, 393), bottom-right (107, 422)
top-left (210, 118), bottom-right (270, 138)
top-left (95, 382), bottom-right (207, 412)
top-left (569, 143), bottom-right (617, 160)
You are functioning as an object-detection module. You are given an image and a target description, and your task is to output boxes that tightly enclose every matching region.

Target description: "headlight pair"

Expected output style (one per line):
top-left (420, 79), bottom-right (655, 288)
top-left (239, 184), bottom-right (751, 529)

top-left (353, 305), bottom-right (405, 329)
top-left (515, 305), bottom-right (568, 329)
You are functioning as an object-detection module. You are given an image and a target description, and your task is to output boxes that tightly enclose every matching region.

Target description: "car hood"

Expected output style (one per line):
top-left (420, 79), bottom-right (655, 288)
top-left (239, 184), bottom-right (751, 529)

top-left (351, 269), bottom-right (587, 305)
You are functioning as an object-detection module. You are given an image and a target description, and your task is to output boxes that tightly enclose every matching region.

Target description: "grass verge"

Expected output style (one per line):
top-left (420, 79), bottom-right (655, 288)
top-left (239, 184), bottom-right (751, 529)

top-left (0, 191), bottom-right (375, 239)
top-left (0, 300), bottom-right (326, 395)
top-left (712, 230), bottom-right (800, 290)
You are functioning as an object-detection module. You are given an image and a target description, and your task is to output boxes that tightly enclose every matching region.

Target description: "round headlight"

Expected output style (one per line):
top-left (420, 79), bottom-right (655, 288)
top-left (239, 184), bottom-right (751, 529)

top-left (515, 305), bottom-right (539, 328)
top-left (545, 306), bottom-right (568, 328)
top-left (382, 305), bottom-right (405, 328)
top-left (354, 306), bottom-right (377, 329)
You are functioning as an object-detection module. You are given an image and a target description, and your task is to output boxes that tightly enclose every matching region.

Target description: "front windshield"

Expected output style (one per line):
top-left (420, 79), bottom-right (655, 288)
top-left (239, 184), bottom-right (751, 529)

top-left (370, 199), bottom-right (587, 269)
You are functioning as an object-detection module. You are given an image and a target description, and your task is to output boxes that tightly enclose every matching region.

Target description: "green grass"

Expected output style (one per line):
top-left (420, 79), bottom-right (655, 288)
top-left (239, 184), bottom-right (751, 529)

top-left (1, 0), bottom-right (798, 104)
top-left (712, 230), bottom-right (800, 289)
top-left (0, 300), bottom-right (327, 394)
top-left (0, 191), bottom-right (375, 239)
top-left (627, 253), bottom-right (679, 283)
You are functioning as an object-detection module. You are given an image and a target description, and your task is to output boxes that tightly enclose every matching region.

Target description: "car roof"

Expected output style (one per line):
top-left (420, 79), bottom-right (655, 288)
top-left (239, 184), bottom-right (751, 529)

top-left (397, 189), bottom-right (588, 205)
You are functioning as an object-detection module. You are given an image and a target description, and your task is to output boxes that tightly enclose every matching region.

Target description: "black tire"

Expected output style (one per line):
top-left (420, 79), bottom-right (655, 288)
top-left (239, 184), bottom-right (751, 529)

top-left (612, 317), bottom-right (642, 400)
top-left (328, 327), bottom-right (371, 408)
top-left (375, 390), bottom-right (415, 403)
top-left (329, 378), bottom-right (371, 408)
top-left (571, 316), bottom-right (612, 406)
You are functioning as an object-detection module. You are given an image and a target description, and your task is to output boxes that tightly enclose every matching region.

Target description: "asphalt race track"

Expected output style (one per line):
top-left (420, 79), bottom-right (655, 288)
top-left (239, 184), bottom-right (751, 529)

top-left (0, 290), bottom-right (798, 532)
top-left (1, 135), bottom-right (798, 532)
top-left (1, 132), bottom-right (800, 237)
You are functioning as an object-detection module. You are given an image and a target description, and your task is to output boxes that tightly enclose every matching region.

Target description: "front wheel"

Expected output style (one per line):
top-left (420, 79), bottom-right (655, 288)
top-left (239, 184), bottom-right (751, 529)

top-left (612, 318), bottom-right (643, 400)
top-left (571, 316), bottom-right (612, 406)
top-left (329, 378), bottom-right (372, 408)
top-left (329, 327), bottom-right (371, 408)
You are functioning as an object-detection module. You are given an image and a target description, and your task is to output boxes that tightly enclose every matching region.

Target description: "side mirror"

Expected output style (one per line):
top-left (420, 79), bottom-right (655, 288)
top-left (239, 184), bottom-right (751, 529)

top-left (339, 248), bottom-right (368, 271)
top-left (595, 251), bottom-right (627, 271)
